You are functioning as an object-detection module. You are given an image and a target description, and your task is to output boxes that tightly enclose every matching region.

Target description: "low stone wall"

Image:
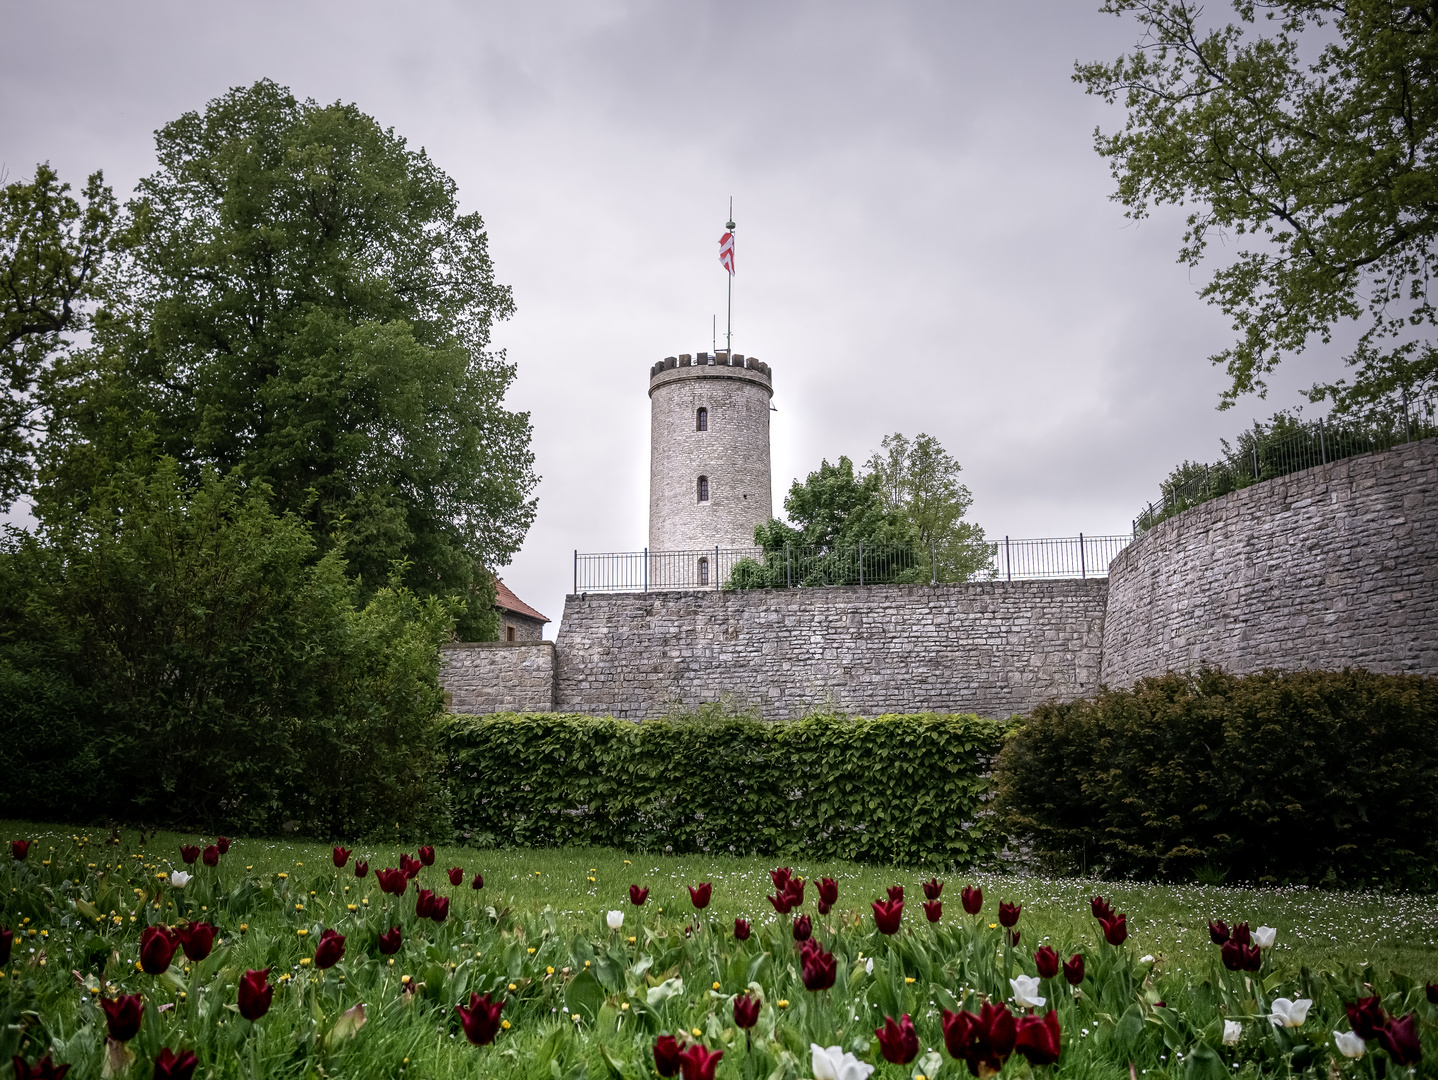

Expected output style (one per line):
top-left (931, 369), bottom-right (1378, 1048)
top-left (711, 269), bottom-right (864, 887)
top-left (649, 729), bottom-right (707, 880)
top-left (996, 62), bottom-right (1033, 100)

top-left (1100, 436), bottom-right (1438, 686)
top-left (440, 642), bottom-right (555, 714)
top-left (552, 580), bottom-right (1109, 720)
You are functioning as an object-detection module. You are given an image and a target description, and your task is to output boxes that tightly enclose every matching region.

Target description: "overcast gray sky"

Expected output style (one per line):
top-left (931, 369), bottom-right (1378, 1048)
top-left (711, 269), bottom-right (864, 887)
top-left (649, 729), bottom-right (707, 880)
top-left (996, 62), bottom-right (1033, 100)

top-left (1, 1), bottom-right (1348, 632)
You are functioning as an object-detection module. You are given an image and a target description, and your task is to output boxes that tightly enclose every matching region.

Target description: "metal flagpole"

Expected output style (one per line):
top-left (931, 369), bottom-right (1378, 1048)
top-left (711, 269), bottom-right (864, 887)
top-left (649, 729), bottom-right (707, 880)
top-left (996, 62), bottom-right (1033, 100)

top-left (725, 198), bottom-right (735, 355)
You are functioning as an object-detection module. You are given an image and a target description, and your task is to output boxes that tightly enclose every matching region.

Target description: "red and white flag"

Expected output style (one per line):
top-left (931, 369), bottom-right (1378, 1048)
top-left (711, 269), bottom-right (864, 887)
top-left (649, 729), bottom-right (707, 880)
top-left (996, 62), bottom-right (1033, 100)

top-left (718, 230), bottom-right (735, 276)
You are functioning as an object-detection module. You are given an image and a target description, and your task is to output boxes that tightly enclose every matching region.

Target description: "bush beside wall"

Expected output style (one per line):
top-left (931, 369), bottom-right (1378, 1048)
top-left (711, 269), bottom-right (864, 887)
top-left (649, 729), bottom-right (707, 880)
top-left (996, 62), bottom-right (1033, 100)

top-left (994, 668), bottom-right (1438, 888)
top-left (444, 712), bottom-right (1011, 866)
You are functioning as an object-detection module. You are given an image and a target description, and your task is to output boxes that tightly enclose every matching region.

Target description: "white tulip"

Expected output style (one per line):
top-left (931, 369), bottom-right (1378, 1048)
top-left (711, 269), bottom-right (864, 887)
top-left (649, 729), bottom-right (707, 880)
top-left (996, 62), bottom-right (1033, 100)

top-left (1268, 998), bottom-right (1311, 1028)
top-left (606, 910), bottom-right (624, 929)
top-left (1222, 1020), bottom-right (1242, 1046)
top-left (169, 870), bottom-right (191, 888)
top-left (1334, 1031), bottom-right (1365, 1059)
top-left (1139, 954), bottom-right (1155, 964)
top-left (1010, 975), bottom-right (1046, 1009)
top-left (811, 1044), bottom-right (874, 1080)
top-left (864, 957), bottom-right (874, 975)
top-left (1254, 926), bottom-right (1277, 948)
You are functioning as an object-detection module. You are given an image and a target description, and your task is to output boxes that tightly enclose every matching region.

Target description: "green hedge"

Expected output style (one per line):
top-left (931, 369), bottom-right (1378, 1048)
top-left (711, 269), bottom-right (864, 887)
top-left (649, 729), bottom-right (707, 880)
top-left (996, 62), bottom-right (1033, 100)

top-left (443, 712), bottom-right (1010, 866)
top-left (994, 668), bottom-right (1438, 888)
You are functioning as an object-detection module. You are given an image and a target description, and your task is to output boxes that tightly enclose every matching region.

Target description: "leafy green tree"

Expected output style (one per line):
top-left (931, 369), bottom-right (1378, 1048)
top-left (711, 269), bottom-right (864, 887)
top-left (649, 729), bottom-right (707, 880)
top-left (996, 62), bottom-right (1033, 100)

top-left (866, 432), bottom-right (991, 581)
top-left (41, 80), bottom-right (534, 638)
top-left (1078, 1), bottom-right (1438, 412)
top-left (0, 164), bottom-right (115, 507)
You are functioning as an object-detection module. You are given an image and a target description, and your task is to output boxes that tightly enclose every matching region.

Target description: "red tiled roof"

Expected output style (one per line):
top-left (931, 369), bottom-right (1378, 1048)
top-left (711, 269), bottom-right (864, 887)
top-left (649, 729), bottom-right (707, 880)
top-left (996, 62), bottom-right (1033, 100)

top-left (495, 579), bottom-right (549, 624)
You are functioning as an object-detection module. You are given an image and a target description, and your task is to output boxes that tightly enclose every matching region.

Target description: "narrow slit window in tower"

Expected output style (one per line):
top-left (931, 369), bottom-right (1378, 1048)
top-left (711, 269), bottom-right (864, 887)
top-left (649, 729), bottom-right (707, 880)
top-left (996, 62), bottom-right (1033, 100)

top-left (696, 407), bottom-right (708, 431)
top-left (697, 476), bottom-right (709, 502)
top-left (505, 625), bottom-right (516, 642)
top-left (698, 557), bottom-right (710, 586)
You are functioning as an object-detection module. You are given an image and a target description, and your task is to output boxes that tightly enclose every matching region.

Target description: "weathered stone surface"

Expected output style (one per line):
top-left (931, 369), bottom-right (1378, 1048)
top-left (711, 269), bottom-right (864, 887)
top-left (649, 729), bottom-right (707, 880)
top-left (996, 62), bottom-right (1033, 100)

top-left (440, 642), bottom-right (555, 714)
top-left (1100, 436), bottom-right (1438, 685)
top-left (552, 580), bottom-right (1109, 719)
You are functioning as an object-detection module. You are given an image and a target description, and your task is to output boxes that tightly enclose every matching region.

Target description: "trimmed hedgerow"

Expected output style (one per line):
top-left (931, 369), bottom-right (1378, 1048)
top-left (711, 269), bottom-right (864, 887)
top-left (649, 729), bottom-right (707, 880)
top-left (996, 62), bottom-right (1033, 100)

top-left (994, 668), bottom-right (1438, 888)
top-left (443, 711), bottom-right (1011, 866)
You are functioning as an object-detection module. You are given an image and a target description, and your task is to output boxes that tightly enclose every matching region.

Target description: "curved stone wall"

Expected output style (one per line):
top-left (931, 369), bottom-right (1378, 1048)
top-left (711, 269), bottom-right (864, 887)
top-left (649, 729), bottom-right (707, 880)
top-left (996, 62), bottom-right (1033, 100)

top-left (1100, 437), bottom-right (1438, 687)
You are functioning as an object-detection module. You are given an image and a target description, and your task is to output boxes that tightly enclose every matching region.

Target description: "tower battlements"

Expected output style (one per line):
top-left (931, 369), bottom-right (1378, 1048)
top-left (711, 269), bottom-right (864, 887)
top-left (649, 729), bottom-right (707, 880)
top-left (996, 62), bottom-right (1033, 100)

top-left (649, 351), bottom-right (772, 384)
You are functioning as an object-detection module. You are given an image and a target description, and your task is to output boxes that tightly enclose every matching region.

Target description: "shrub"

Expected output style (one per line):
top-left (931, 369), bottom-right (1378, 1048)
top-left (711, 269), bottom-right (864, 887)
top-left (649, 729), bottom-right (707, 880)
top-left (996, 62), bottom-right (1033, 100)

top-left (0, 459), bottom-right (453, 837)
top-left (444, 711), bottom-right (1010, 865)
top-left (994, 668), bottom-right (1438, 887)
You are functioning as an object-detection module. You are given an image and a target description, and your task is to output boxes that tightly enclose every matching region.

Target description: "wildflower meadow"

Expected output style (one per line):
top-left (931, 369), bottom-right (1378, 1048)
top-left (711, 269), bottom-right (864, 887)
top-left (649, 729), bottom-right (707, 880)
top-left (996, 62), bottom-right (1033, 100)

top-left (3, 826), bottom-right (1436, 1079)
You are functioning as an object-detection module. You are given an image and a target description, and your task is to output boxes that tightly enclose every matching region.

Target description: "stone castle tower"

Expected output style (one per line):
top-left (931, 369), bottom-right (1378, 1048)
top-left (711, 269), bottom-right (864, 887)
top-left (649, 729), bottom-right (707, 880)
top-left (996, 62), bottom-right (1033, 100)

top-left (648, 351), bottom-right (773, 569)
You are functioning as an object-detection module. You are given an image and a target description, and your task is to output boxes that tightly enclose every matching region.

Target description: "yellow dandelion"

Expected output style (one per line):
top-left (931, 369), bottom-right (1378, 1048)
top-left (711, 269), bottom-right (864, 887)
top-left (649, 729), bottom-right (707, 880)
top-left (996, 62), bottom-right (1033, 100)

top-left (501, 1019), bottom-right (511, 1029)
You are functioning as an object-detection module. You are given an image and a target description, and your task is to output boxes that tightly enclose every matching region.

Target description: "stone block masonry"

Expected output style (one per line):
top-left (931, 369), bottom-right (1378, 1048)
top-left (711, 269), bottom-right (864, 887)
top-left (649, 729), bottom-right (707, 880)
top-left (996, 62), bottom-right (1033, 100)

top-left (552, 580), bottom-right (1109, 720)
top-left (440, 642), bottom-right (555, 714)
top-left (1100, 436), bottom-right (1438, 686)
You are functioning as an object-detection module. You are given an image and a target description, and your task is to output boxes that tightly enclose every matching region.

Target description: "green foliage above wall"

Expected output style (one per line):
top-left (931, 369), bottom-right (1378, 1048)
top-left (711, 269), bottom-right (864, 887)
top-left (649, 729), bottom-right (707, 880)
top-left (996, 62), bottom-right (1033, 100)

top-left (444, 712), bottom-right (1012, 866)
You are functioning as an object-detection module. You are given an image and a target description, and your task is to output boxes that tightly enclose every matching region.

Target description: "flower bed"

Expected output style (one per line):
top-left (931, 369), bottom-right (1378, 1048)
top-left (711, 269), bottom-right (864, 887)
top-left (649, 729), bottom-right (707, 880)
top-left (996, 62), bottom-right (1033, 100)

top-left (2, 831), bottom-right (1435, 1078)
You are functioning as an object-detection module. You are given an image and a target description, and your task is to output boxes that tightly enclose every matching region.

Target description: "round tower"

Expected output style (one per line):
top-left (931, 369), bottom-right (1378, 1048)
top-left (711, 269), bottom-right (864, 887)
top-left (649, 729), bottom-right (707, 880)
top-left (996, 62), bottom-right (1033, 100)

top-left (648, 350), bottom-right (773, 568)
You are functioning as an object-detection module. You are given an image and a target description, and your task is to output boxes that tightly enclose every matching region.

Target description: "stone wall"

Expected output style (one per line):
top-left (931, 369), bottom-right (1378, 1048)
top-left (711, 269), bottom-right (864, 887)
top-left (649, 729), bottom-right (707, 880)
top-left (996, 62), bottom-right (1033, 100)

top-left (440, 642), bottom-right (555, 714)
top-left (1100, 436), bottom-right (1438, 686)
top-left (552, 580), bottom-right (1109, 720)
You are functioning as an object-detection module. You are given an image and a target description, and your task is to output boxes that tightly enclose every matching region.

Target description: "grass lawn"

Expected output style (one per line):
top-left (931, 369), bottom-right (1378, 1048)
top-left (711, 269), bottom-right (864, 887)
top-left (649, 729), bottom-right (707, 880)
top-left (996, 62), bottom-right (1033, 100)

top-left (3, 820), bottom-right (1436, 1078)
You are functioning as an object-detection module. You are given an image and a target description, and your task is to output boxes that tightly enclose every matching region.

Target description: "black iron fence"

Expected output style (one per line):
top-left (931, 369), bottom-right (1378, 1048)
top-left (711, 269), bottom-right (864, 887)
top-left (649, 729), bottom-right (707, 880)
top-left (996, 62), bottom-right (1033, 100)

top-left (1135, 388), bottom-right (1438, 533)
top-left (572, 534), bottom-right (1132, 593)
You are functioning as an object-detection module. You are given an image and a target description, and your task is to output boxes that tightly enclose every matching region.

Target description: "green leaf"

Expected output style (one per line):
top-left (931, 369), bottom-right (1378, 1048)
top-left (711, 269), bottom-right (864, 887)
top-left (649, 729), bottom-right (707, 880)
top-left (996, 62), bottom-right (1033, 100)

top-left (565, 968), bottom-right (606, 1025)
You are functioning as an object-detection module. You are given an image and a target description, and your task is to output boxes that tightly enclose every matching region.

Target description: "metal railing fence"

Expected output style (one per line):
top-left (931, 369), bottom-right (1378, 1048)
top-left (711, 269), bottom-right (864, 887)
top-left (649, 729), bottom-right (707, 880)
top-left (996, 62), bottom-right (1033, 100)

top-left (1135, 388), bottom-right (1438, 533)
top-left (573, 534), bottom-right (1132, 593)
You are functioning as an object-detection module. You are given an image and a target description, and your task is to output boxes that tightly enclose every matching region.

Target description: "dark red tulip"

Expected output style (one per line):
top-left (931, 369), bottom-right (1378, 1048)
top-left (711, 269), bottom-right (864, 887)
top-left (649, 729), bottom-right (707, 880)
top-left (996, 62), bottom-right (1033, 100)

top-left (377, 868), bottom-right (407, 896)
top-left (629, 885), bottom-right (648, 906)
top-left (0, 928), bottom-right (12, 965)
top-left (431, 896), bottom-right (450, 923)
top-left (1099, 913), bottom-right (1128, 946)
top-left (653, 1035), bottom-right (683, 1077)
top-left (354, 860), bottom-right (368, 878)
top-left (1427, 982), bottom-right (1438, 1005)
top-left (416, 889), bottom-right (436, 919)
top-left (922, 900), bottom-right (942, 923)
top-left (1208, 920), bottom-right (1230, 945)
top-left (733, 992), bottom-right (761, 1029)
top-left (922, 878), bottom-right (943, 901)
top-left (783, 878), bottom-right (805, 908)
top-left (999, 901), bottom-right (1021, 927)
top-left (417, 845), bottom-right (435, 866)
top-left (101, 994), bottom-right (143, 1042)
top-left (887, 885), bottom-right (904, 903)
top-left (399, 854), bottom-right (421, 879)
top-left (215, 837), bottom-right (230, 855)
top-left (201, 846), bottom-right (219, 868)
top-left (1346, 996), bottom-right (1387, 1041)
top-left (471, 872), bottom-right (483, 889)
top-left (1034, 945), bottom-right (1060, 979)
top-left (175, 922), bottom-right (214, 962)
top-left (314, 929), bottom-right (345, 969)
top-left (378, 927), bottom-right (402, 954)
top-left (733, 918), bottom-right (751, 941)
top-left (1376, 1013), bottom-right (1422, 1066)
top-left (1008, 929), bottom-right (1022, 947)
top-left (447, 866), bottom-right (463, 886)
top-left (817, 877), bottom-right (838, 908)
top-left (688, 883), bottom-right (712, 909)
top-left (10, 841), bottom-right (30, 861)
top-left (875, 1014), bottom-right (919, 1065)
top-left (942, 1003), bottom-right (1016, 1076)
top-left (1221, 940), bottom-right (1261, 971)
top-left (152, 1048), bottom-right (198, 1080)
top-left (678, 1044), bottom-right (723, 1080)
top-left (1230, 922), bottom-right (1251, 946)
top-left (1063, 954), bottom-right (1085, 985)
top-left (800, 942), bottom-right (837, 991)
top-left (1015, 1010), bottom-right (1062, 1066)
top-left (456, 991), bottom-right (504, 1045)
top-left (333, 847), bottom-right (351, 868)
top-left (10, 1054), bottom-right (70, 1079)
top-left (872, 898), bottom-right (903, 935)
top-left (237, 968), bottom-right (273, 1021)
top-left (766, 891), bottom-right (794, 915)
top-left (179, 845), bottom-right (200, 865)
top-left (961, 885), bottom-right (983, 915)
top-left (790, 914), bottom-right (811, 941)
top-left (770, 867), bottom-right (792, 891)
top-left (139, 926), bottom-right (177, 975)
top-left (1091, 896), bottom-right (1114, 921)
